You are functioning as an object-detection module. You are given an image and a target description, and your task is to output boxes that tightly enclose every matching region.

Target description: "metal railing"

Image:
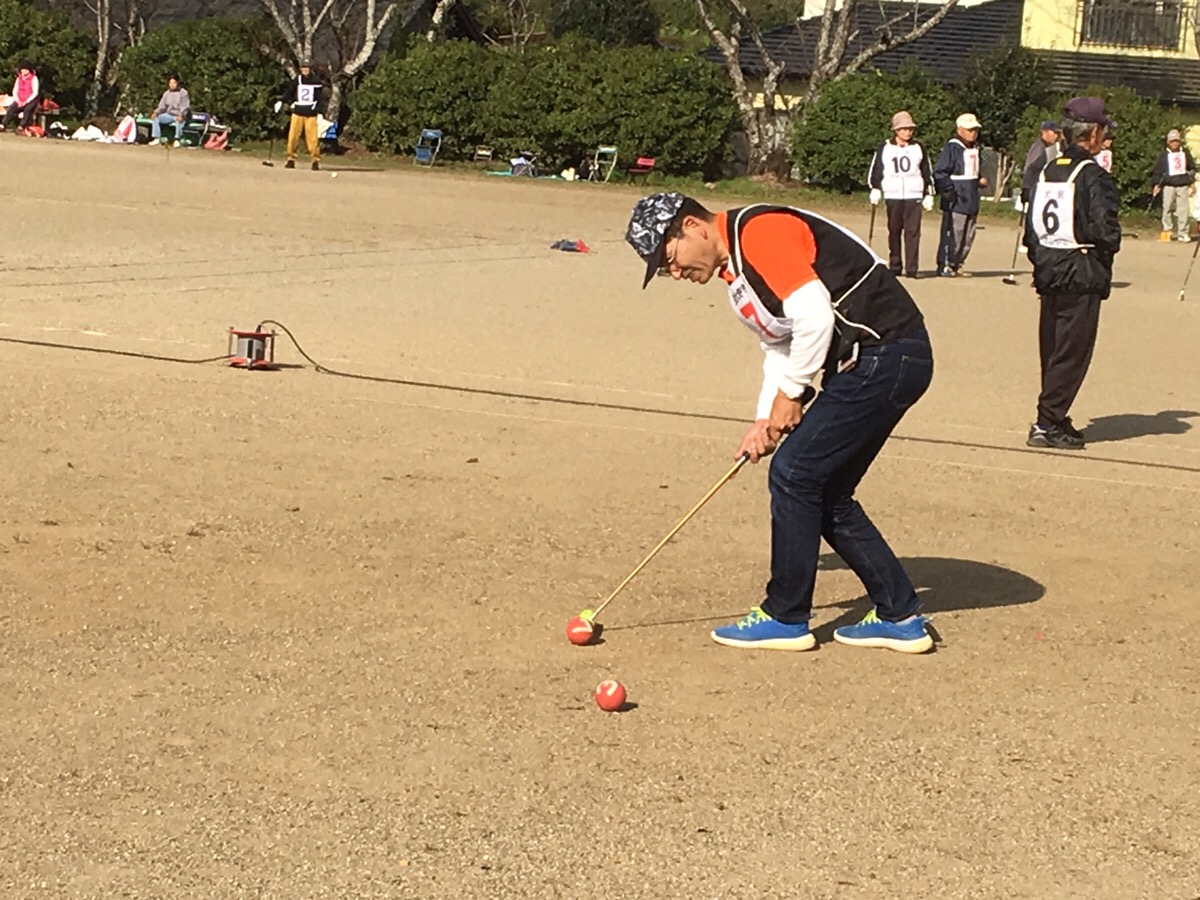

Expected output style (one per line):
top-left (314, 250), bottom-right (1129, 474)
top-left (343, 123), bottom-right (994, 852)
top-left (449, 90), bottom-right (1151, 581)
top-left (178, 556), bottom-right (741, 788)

top-left (1077, 0), bottom-right (1193, 52)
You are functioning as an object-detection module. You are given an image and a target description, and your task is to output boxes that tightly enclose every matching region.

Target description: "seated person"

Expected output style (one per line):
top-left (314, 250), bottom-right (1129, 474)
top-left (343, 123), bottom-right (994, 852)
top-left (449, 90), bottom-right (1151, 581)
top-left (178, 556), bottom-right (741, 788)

top-left (150, 74), bottom-right (190, 145)
top-left (2, 62), bottom-right (39, 133)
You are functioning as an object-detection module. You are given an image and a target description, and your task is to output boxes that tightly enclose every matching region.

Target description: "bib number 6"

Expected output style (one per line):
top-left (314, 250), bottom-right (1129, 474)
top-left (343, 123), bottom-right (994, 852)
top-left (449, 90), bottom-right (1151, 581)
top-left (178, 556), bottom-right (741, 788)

top-left (1040, 197), bottom-right (1060, 235)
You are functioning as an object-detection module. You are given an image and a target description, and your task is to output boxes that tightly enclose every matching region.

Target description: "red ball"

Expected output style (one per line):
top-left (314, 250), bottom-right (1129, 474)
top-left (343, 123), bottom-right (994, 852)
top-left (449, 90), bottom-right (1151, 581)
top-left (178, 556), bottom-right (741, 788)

top-left (566, 616), bottom-right (595, 646)
top-left (595, 679), bottom-right (627, 712)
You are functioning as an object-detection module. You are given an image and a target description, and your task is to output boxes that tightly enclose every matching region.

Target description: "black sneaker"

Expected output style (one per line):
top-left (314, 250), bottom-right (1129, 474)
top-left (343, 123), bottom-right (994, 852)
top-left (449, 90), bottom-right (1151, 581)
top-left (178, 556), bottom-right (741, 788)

top-left (284, 160), bottom-right (295, 169)
top-left (311, 161), bottom-right (320, 171)
top-left (1060, 417), bottom-right (1085, 440)
top-left (1027, 424), bottom-right (1085, 450)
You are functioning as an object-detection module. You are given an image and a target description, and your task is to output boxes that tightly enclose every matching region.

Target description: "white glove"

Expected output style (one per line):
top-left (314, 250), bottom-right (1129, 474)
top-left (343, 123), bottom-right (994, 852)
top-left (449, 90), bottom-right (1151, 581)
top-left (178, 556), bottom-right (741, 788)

top-left (273, 101), bottom-right (283, 114)
top-left (869, 189), bottom-right (882, 206)
top-left (922, 194), bottom-right (934, 212)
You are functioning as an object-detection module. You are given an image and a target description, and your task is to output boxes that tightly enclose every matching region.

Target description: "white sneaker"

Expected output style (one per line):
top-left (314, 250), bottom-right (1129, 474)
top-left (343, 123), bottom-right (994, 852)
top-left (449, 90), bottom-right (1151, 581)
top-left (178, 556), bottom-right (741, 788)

top-left (1176, 235), bottom-right (1193, 243)
top-left (149, 138), bottom-right (161, 145)
top-left (172, 140), bottom-right (181, 148)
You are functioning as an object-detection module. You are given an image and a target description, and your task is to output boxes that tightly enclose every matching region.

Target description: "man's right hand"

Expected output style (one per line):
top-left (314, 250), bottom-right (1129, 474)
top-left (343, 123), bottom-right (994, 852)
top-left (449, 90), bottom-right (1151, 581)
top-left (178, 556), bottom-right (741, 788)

top-left (869, 189), bottom-right (882, 206)
top-left (1153, 184), bottom-right (1162, 196)
top-left (736, 419), bottom-right (778, 464)
top-left (273, 101), bottom-right (283, 114)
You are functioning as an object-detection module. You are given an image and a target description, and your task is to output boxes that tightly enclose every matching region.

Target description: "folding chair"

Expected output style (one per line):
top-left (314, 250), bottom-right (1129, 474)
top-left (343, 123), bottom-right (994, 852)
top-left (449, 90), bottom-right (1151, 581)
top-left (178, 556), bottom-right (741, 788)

top-left (473, 145), bottom-right (494, 165)
top-left (414, 129), bottom-right (443, 166)
top-left (590, 145), bottom-right (618, 182)
top-left (626, 156), bottom-right (656, 182)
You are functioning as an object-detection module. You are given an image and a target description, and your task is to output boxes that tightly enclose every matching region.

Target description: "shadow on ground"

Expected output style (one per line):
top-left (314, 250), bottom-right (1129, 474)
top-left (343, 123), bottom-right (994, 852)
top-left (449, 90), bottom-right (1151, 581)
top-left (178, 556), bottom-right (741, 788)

top-left (812, 555), bottom-right (1045, 645)
top-left (608, 557), bottom-right (1043, 648)
top-left (1083, 409), bottom-right (1197, 443)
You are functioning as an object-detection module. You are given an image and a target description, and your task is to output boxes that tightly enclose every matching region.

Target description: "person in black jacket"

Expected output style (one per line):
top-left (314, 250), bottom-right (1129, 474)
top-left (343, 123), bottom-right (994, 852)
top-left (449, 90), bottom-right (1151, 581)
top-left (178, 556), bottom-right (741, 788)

top-left (278, 59), bottom-right (324, 171)
top-left (1151, 129), bottom-right (1195, 242)
top-left (1023, 96), bottom-right (1121, 451)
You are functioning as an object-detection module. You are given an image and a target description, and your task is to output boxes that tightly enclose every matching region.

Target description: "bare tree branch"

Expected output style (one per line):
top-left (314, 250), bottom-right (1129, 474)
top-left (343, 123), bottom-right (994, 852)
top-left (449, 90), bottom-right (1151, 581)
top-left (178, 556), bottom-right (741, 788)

top-left (837, 0), bottom-right (960, 78)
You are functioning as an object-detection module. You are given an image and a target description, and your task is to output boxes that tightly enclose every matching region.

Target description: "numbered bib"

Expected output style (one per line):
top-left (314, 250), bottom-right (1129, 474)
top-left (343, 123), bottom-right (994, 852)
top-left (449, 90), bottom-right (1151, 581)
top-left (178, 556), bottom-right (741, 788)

top-left (962, 148), bottom-right (979, 179)
top-left (879, 143), bottom-right (926, 199)
top-left (727, 274), bottom-right (791, 344)
top-left (1168, 151), bottom-right (1187, 176)
top-left (296, 84), bottom-right (317, 106)
top-left (1031, 159), bottom-right (1094, 251)
top-left (1095, 149), bottom-right (1112, 173)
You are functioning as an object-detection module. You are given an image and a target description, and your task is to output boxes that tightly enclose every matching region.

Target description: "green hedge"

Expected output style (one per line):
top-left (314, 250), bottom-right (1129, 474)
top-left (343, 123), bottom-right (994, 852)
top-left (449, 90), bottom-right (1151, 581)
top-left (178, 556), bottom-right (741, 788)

top-left (1012, 86), bottom-right (1183, 211)
top-left (119, 19), bottom-right (286, 140)
top-left (0, 0), bottom-right (92, 112)
top-left (353, 38), bottom-right (737, 177)
top-left (353, 40), bottom-right (502, 156)
top-left (791, 66), bottom-right (956, 193)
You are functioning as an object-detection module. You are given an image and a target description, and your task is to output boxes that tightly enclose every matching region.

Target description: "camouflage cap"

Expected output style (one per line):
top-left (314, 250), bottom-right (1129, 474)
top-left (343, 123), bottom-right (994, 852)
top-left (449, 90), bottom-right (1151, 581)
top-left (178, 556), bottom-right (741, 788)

top-left (625, 192), bottom-right (686, 288)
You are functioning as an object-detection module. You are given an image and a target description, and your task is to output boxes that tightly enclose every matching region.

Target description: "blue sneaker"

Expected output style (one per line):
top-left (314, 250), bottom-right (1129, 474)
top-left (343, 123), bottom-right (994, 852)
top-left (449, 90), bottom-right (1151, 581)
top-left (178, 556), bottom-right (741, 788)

top-left (710, 607), bottom-right (816, 651)
top-left (833, 610), bottom-right (933, 654)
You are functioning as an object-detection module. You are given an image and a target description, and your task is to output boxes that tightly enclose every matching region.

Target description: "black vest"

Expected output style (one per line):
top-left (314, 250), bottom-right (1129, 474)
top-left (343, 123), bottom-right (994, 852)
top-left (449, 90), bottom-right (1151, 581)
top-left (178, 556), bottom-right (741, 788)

top-left (724, 205), bottom-right (924, 370)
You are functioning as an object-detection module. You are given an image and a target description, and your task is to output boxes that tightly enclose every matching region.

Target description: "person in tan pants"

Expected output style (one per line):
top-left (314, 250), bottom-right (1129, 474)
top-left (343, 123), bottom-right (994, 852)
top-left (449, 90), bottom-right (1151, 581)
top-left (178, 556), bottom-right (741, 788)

top-left (279, 59), bottom-right (324, 170)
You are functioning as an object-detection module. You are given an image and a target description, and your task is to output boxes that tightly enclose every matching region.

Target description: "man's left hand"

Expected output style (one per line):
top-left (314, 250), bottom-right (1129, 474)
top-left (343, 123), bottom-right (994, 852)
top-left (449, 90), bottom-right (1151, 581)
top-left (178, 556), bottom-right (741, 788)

top-left (767, 391), bottom-right (804, 443)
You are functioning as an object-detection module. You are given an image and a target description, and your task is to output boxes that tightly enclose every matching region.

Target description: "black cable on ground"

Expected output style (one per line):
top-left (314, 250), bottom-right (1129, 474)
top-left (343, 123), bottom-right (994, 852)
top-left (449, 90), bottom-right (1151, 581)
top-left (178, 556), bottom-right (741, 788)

top-left (255, 319), bottom-right (1200, 477)
top-left (0, 335), bottom-right (232, 365)
top-left (5, 325), bottom-right (1196, 478)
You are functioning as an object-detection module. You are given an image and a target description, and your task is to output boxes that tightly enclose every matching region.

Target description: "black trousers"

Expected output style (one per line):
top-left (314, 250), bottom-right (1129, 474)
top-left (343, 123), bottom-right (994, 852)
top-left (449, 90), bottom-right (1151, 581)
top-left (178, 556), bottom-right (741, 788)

top-left (1037, 292), bottom-right (1102, 428)
top-left (885, 199), bottom-right (921, 275)
top-left (3, 100), bottom-right (37, 130)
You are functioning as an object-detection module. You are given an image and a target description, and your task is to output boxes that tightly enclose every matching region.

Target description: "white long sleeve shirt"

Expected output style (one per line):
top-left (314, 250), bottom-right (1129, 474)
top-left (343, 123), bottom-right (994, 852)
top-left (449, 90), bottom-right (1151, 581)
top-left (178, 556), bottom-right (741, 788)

top-left (754, 278), bottom-right (835, 419)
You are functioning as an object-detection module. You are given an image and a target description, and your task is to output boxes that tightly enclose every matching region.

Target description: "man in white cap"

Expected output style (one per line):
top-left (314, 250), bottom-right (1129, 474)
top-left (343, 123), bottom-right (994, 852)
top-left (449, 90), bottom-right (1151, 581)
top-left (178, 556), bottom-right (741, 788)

top-left (932, 113), bottom-right (988, 276)
top-left (867, 110), bottom-right (935, 278)
top-left (1151, 128), bottom-right (1195, 241)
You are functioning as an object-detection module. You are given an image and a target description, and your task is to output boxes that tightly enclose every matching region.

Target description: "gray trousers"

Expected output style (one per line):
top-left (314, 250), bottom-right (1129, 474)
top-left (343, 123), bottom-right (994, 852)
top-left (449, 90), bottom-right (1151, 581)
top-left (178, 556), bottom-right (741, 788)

top-left (1161, 184), bottom-right (1190, 238)
top-left (937, 211), bottom-right (977, 270)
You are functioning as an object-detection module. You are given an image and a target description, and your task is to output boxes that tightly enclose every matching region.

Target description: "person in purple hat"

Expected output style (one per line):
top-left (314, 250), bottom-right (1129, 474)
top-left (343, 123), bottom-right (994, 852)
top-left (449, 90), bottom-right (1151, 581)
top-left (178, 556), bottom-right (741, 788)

top-left (1023, 96), bottom-right (1121, 451)
top-left (624, 192), bottom-right (935, 654)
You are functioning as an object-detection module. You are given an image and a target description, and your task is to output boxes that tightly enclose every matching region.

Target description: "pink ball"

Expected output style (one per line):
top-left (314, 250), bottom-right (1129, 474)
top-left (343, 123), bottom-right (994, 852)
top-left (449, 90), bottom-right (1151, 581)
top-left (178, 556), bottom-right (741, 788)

top-left (566, 616), bottom-right (595, 646)
top-left (595, 679), bottom-right (627, 712)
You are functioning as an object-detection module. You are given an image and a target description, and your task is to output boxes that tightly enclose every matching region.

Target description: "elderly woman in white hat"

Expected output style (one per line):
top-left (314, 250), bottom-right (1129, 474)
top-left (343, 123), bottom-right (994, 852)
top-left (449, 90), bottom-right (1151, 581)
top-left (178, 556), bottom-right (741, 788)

top-left (867, 110), bottom-right (936, 278)
top-left (932, 112), bottom-right (988, 276)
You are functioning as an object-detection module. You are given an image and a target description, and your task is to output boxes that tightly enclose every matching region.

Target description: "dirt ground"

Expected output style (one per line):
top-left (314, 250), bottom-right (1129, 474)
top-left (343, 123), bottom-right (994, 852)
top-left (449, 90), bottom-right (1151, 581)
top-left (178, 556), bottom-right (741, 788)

top-left (1, 139), bottom-right (1198, 900)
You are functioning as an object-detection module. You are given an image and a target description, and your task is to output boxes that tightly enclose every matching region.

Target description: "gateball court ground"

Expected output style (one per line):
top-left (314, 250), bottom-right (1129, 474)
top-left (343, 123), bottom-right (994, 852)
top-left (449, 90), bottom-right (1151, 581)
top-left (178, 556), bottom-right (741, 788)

top-left (2, 139), bottom-right (1198, 898)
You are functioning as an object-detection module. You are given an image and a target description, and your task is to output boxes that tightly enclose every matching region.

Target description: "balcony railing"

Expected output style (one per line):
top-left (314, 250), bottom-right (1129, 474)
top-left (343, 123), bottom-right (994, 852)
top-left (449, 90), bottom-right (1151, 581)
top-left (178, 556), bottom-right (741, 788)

top-left (1077, 0), bottom-right (1193, 52)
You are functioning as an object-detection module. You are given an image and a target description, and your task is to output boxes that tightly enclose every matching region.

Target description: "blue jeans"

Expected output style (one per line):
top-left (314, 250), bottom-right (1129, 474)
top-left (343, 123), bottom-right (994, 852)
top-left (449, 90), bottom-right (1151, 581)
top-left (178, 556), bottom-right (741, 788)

top-left (152, 113), bottom-right (184, 141)
top-left (761, 326), bottom-right (933, 624)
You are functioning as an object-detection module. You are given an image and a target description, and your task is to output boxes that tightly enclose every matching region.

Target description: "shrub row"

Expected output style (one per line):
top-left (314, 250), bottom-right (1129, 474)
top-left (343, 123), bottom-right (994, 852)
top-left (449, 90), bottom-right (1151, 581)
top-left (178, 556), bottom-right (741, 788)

top-left (792, 66), bottom-right (1181, 211)
top-left (353, 37), bottom-right (737, 178)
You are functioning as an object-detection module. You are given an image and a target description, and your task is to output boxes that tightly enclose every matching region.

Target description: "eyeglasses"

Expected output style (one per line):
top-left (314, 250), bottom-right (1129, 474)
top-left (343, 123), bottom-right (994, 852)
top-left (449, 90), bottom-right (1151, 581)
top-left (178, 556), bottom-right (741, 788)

top-left (661, 232), bottom-right (686, 273)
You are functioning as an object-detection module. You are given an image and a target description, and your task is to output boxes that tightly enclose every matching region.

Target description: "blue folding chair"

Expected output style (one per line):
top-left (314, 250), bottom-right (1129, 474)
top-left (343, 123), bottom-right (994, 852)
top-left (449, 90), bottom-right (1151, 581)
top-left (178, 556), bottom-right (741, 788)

top-left (414, 129), bottom-right (443, 166)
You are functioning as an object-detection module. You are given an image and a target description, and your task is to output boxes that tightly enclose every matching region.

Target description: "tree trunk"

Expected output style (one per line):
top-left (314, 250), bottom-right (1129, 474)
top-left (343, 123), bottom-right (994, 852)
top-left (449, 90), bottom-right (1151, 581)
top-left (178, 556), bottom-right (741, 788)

top-left (426, 0), bottom-right (456, 41)
top-left (86, 0), bottom-right (112, 118)
top-left (326, 78), bottom-right (346, 127)
top-left (698, 0), bottom-right (961, 177)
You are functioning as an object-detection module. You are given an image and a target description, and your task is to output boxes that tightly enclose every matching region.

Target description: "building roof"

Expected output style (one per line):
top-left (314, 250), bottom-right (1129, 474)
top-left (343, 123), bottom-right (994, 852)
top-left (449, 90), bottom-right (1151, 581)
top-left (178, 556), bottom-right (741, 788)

top-left (1036, 49), bottom-right (1200, 107)
top-left (701, 0), bottom-right (1200, 106)
top-left (700, 0), bottom-right (1022, 83)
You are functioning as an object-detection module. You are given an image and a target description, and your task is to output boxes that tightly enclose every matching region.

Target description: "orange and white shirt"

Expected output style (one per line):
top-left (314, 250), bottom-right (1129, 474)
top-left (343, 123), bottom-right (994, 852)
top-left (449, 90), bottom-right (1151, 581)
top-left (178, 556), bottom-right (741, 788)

top-left (716, 206), bottom-right (924, 418)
